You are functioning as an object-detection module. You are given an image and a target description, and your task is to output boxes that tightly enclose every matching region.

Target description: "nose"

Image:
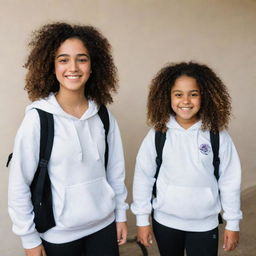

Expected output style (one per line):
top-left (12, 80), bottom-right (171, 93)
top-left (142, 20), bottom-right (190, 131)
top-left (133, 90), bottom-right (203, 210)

top-left (182, 95), bottom-right (190, 104)
top-left (69, 59), bottom-right (78, 72)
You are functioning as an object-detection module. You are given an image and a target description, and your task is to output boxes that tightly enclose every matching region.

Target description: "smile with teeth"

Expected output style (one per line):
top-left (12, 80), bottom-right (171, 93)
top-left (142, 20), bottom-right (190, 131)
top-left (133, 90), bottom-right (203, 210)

top-left (65, 75), bottom-right (81, 80)
top-left (179, 107), bottom-right (193, 111)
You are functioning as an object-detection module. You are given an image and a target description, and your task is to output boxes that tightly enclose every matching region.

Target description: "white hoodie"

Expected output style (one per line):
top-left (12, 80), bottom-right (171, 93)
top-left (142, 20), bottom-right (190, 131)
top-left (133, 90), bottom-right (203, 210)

top-left (131, 116), bottom-right (242, 232)
top-left (8, 94), bottom-right (128, 249)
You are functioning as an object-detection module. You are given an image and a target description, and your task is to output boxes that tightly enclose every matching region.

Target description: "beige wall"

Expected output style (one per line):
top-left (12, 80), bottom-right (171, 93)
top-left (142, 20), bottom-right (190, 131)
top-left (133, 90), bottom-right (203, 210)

top-left (0, 0), bottom-right (255, 254)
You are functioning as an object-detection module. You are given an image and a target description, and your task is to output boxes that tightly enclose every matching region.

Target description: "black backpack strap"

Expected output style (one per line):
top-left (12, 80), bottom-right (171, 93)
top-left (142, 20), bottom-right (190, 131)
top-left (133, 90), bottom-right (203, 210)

top-left (210, 131), bottom-right (223, 224)
top-left (6, 153), bottom-right (13, 167)
top-left (37, 109), bottom-right (54, 162)
top-left (5, 109), bottom-right (54, 168)
top-left (153, 131), bottom-right (166, 197)
top-left (34, 109), bottom-right (54, 205)
top-left (30, 109), bottom-right (55, 232)
top-left (210, 131), bottom-right (220, 180)
top-left (98, 105), bottom-right (110, 169)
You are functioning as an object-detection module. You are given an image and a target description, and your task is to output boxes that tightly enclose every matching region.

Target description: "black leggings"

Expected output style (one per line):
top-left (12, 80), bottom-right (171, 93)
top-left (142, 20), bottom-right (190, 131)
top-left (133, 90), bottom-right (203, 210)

top-left (152, 219), bottom-right (218, 256)
top-left (42, 222), bottom-right (119, 256)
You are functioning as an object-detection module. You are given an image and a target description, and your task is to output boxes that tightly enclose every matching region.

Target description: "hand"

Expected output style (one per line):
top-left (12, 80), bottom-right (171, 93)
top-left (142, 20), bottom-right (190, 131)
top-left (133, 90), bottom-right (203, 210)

top-left (223, 229), bottom-right (239, 251)
top-left (116, 222), bottom-right (128, 245)
top-left (24, 244), bottom-right (46, 256)
top-left (137, 225), bottom-right (153, 247)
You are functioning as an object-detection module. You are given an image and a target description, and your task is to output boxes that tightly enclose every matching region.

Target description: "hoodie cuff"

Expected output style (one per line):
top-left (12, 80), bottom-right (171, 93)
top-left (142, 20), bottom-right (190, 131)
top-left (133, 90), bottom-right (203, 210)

top-left (136, 214), bottom-right (150, 226)
top-left (225, 220), bottom-right (240, 231)
top-left (21, 232), bottom-right (42, 249)
top-left (115, 209), bottom-right (127, 222)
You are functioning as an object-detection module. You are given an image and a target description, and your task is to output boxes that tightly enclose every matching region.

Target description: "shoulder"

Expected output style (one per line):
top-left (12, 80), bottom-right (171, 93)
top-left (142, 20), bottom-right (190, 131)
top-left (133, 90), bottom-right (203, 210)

top-left (16, 108), bottom-right (40, 138)
top-left (139, 128), bottom-right (156, 150)
top-left (147, 128), bottom-right (157, 141)
top-left (202, 129), bottom-right (232, 144)
top-left (219, 129), bottom-right (233, 144)
top-left (217, 129), bottom-right (238, 155)
top-left (22, 108), bottom-right (40, 126)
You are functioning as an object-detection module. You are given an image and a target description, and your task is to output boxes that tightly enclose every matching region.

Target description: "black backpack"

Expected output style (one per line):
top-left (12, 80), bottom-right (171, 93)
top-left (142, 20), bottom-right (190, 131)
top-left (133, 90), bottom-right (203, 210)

top-left (152, 130), bottom-right (223, 224)
top-left (7, 105), bottom-right (110, 233)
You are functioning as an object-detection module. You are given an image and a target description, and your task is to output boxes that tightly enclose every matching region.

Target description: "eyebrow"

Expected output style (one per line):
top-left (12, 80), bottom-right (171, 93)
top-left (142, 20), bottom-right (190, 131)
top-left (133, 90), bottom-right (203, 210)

top-left (56, 53), bottom-right (89, 58)
top-left (172, 89), bottom-right (200, 93)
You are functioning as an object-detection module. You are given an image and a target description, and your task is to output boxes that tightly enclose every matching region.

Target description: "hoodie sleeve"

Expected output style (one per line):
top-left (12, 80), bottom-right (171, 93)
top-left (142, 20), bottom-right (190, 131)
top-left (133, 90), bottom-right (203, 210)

top-left (106, 111), bottom-right (129, 222)
top-left (131, 129), bottom-right (157, 226)
top-left (8, 109), bottom-right (42, 249)
top-left (218, 130), bottom-right (243, 231)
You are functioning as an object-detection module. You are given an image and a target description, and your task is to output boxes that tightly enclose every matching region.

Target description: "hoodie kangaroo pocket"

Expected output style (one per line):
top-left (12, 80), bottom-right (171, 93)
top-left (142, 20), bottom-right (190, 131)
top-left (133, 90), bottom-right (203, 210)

top-left (158, 185), bottom-right (217, 219)
top-left (59, 177), bottom-right (115, 229)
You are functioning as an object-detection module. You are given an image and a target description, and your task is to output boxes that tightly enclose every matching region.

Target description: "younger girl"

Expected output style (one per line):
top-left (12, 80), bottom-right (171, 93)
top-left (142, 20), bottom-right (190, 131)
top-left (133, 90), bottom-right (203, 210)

top-left (131, 62), bottom-right (242, 256)
top-left (8, 22), bottom-right (128, 256)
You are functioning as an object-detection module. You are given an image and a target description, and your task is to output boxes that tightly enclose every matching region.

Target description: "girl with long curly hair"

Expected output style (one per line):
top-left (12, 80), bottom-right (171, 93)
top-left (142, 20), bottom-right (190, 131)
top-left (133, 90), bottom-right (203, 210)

top-left (8, 22), bottom-right (128, 256)
top-left (131, 62), bottom-right (242, 256)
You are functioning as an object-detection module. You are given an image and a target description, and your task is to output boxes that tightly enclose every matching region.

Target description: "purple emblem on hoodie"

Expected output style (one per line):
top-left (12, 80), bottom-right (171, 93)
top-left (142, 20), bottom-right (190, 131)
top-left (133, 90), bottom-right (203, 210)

top-left (199, 144), bottom-right (211, 155)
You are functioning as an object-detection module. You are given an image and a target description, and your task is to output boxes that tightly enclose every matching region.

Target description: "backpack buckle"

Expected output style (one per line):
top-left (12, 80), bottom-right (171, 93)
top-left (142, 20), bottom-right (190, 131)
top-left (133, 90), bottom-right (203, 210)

top-left (39, 159), bottom-right (48, 168)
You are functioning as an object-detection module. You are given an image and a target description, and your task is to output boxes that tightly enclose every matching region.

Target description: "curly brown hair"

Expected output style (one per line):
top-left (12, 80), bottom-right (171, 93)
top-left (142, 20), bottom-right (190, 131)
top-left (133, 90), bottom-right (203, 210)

top-left (24, 22), bottom-right (118, 105)
top-left (147, 62), bottom-right (231, 132)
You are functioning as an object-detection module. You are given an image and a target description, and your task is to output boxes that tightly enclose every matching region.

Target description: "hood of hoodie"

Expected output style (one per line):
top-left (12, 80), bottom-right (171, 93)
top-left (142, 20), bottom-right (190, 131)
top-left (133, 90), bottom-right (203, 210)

top-left (26, 93), bottom-right (99, 120)
top-left (166, 115), bottom-right (202, 131)
top-left (165, 115), bottom-right (205, 172)
top-left (26, 93), bottom-right (101, 163)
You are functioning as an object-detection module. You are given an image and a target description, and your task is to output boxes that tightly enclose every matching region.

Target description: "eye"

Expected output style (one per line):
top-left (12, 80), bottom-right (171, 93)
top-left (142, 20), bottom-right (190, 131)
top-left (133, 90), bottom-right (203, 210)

top-left (174, 93), bottom-right (182, 97)
top-left (58, 58), bottom-right (68, 63)
top-left (191, 92), bottom-right (200, 97)
top-left (77, 58), bottom-right (88, 63)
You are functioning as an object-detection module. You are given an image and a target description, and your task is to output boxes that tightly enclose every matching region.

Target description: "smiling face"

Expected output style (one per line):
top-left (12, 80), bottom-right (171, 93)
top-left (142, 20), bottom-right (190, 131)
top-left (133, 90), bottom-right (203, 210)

top-left (54, 38), bottom-right (91, 94)
top-left (170, 75), bottom-right (201, 129)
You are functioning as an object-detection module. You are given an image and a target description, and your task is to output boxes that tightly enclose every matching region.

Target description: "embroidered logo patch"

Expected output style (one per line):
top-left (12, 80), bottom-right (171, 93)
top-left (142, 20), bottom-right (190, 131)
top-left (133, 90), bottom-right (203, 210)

top-left (199, 144), bottom-right (211, 155)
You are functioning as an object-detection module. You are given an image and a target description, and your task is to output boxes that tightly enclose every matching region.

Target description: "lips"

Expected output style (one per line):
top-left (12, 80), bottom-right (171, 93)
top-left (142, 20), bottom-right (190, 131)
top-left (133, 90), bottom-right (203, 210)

top-left (179, 107), bottom-right (193, 111)
top-left (65, 75), bottom-right (81, 80)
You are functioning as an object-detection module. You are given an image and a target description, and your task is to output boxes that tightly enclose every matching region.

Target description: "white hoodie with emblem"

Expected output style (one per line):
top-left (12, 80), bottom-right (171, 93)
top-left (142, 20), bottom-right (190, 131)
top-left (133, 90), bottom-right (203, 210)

top-left (8, 93), bottom-right (128, 249)
top-left (131, 116), bottom-right (242, 232)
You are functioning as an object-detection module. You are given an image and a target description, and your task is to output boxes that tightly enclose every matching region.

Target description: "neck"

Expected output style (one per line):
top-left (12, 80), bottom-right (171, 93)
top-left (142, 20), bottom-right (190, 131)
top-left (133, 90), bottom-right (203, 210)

top-left (55, 88), bottom-right (88, 118)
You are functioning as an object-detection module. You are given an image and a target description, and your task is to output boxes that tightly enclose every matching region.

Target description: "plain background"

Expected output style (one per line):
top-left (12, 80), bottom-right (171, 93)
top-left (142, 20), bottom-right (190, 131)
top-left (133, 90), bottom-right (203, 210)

top-left (0, 0), bottom-right (255, 255)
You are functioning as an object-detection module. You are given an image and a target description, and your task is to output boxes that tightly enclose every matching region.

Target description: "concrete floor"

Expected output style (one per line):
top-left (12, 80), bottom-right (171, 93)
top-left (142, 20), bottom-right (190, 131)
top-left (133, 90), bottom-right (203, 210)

top-left (120, 186), bottom-right (256, 256)
top-left (1, 187), bottom-right (255, 256)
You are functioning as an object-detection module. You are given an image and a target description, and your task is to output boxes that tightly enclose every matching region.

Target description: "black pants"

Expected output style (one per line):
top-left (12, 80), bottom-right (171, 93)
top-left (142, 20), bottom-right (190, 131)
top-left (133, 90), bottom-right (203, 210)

top-left (152, 219), bottom-right (218, 256)
top-left (42, 222), bottom-right (119, 256)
